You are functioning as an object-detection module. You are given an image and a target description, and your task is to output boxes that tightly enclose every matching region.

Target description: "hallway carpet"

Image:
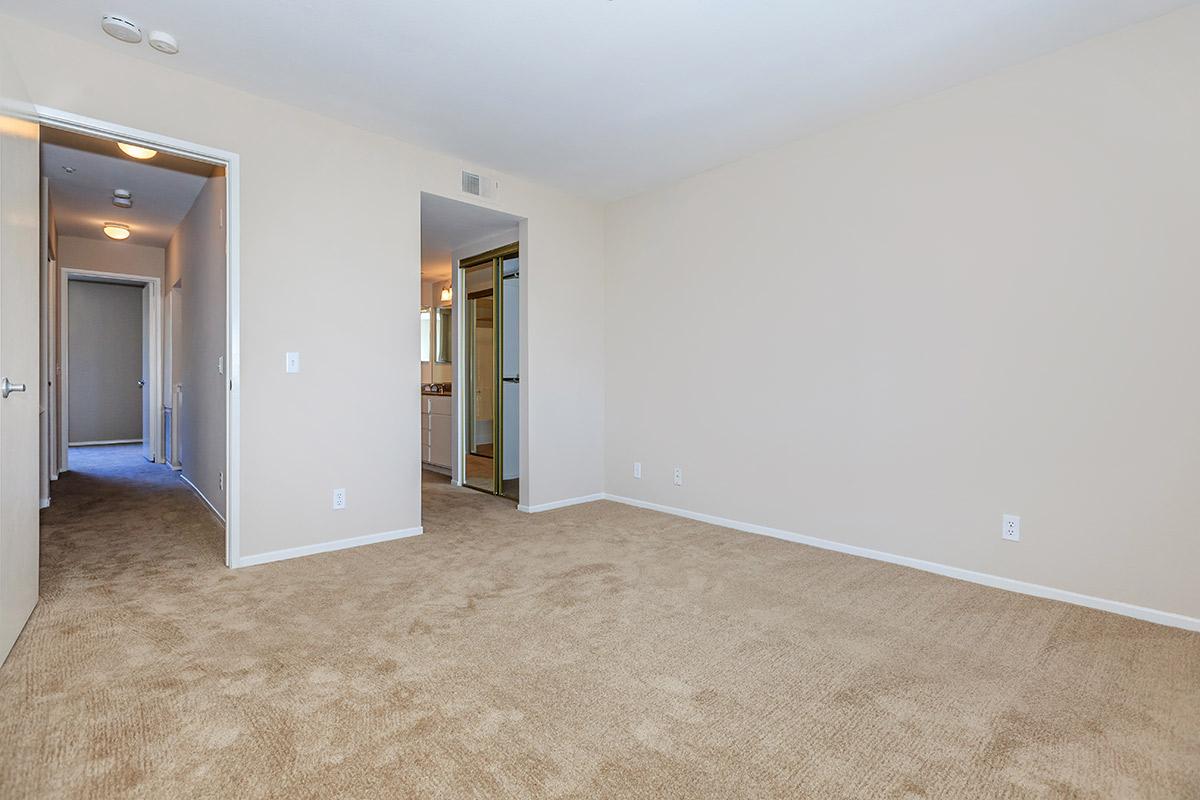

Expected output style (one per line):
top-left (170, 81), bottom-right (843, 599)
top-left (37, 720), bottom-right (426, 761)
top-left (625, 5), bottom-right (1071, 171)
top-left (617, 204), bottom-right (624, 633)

top-left (1, 447), bottom-right (1197, 798)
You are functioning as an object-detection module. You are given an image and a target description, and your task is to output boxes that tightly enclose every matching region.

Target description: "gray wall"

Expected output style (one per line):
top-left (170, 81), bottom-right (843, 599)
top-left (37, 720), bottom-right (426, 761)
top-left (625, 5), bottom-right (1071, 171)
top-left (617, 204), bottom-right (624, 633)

top-left (67, 280), bottom-right (143, 443)
top-left (165, 176), bottom-right (226, 515)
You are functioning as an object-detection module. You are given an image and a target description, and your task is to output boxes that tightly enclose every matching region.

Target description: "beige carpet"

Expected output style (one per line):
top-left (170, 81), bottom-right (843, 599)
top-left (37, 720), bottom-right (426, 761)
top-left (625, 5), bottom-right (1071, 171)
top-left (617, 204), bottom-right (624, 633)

top-left (1, 446), bottom-right (1197, 798)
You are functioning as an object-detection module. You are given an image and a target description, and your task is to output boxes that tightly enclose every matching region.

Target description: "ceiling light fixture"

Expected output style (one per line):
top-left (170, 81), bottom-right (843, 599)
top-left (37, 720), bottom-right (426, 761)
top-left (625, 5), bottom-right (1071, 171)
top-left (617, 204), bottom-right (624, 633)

top-left (117, 142), bottom-right (157, 160)
top-left (113, 189), bottom-right (131, 199)
top-left (102, 223), bottom-right (131, 240)
top-left (148, 31), bottom-right (179, 55)
top-left (101, 15), bottom-right (142, 44)
top-left (440, 286), bottom-right (453, 302)
top-left (113, 197), bottom-right (133, 208)
top-left (61, 166), bottom-right (76, 174)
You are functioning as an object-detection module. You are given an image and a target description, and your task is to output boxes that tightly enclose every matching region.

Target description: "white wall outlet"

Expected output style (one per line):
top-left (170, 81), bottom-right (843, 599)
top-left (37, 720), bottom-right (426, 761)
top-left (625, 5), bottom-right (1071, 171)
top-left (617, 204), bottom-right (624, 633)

top-left (333, 488), bottom-right (346, 510)
top-left (633, 462), bottom-right (641, 479)
top-left (217, 355), bottom-right (224, 375)
top-left (1002, 514), bottom-right (1020, 541)
top-left (218, 471), bottom-right (223, 492)
top-left (673, 467), bottom-right (683, 486)
top-left (285, 352), bottom-right (300, 373)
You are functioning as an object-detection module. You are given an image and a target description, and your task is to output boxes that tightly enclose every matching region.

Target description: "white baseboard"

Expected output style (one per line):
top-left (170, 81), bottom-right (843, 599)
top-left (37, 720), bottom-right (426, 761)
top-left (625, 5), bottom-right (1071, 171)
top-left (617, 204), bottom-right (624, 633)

top-left (602, 493), bottom-right (1200, 632)
top-left (39, 497), bottom-right (50, 509)
top-left (179, 473), bottom-right (225, 525)
top-left (69, 439), bottom-right (143, 446)
top-left (518, 493), bottom-right (605, 513)
top-left (235, 526), bottom-right (423, 568)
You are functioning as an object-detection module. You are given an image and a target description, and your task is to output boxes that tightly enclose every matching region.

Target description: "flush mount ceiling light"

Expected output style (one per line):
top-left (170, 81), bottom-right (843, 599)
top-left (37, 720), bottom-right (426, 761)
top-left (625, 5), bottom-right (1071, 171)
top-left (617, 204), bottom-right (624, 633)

top-left (117, 142), bottom-right (157, 160)
top-left (440, 286), bottom-right (453, 302)
top-left (102, 223), bottom-right (131, 240)
top-left (148, 31), bottom-right (179, 55)
top-left (101, 15), bottom-right (142, 44)
top-left (61, 165), bottom-right (76, 174)
top-left (113, 197), bottom-right (133, 208)
top-left (113, 189), bottom-right (131, 199)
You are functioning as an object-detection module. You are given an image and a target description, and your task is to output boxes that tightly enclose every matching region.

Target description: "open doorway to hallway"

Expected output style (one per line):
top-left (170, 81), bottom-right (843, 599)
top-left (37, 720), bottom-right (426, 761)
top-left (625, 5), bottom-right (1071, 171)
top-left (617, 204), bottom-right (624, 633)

top-left (419, 193), bottom-right (524, 506)
top-left (39, 124), bottom-right (228, 539)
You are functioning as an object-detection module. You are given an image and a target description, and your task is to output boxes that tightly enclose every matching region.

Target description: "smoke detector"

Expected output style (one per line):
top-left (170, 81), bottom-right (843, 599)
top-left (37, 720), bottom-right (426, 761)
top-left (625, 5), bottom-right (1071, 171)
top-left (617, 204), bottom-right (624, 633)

top-left (101, 15), bottom-right (142, 44)
top-left (148, 31), bottom-right (179, 55)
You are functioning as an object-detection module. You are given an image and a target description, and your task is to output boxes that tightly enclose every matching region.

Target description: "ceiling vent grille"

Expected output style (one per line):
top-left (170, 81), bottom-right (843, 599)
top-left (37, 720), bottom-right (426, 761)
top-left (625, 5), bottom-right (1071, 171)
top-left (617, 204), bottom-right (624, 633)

top-left (461, 171), bottom-right (481, 196)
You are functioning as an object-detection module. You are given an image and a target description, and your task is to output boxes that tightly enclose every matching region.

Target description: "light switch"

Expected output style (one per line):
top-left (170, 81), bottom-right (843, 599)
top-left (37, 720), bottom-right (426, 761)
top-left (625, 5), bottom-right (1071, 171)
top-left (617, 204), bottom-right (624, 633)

top-left (217, 355), bottom-right (224, 375)
top-left (286, 352), bottom-right (300, 373)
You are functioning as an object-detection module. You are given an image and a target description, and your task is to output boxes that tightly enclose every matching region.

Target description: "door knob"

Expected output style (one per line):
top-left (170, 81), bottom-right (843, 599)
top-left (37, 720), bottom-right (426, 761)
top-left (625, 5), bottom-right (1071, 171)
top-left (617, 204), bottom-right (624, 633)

top-left (138, 379), bottom-right (146, 388)
top-left (1, 377), bottom-right (27, 398)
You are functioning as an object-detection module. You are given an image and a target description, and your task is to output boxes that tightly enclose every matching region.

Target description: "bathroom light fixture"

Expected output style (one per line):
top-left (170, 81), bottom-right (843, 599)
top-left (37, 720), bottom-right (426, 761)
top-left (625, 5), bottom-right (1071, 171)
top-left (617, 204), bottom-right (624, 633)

top-left (102, 223), bottom-right (131, 240)
top-left (440, 286), bottom-right (453, 302)
top-left (117, 142), bottom-right (157, 160)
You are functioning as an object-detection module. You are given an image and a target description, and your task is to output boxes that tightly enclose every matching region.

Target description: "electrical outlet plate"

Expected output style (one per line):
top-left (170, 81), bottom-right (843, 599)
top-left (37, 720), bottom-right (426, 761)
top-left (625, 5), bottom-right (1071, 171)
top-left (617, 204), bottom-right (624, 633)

top-left (1002, 514), bottom-right (1020, 541)
top-left (673, 467), bottom-right (683, 486)
top-left (633, 462), bottom-right (641, 479)
top-left (333, 488), bottom-right (346, 510)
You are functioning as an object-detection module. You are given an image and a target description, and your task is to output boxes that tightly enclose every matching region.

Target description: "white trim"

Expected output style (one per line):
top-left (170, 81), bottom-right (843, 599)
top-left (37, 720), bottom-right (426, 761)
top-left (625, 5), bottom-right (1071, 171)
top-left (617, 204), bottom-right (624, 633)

top-left (69, 439), bottom-right (143, 446)
top-left (601, 493), bottom-right (1200, 632)
top-left (517, 492), bottom-right (605, 513)
top-left (36, 105), bottom-right (242, 569)
top-left (235, 527), bottom-right (423, 568)
top-left (180, 473), bottom-right (225, 525)
top-left (39, 498), bottom-right (50, 509)
top-left (59, 268), bottom-right (162, 468)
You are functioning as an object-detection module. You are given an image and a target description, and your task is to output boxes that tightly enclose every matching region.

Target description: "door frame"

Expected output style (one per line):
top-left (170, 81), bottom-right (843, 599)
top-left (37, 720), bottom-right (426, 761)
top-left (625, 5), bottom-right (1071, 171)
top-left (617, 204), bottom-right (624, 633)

top-left (35, 105), bottom-right (242, 568)
top-left (58, 269), bottom-right (162, 460)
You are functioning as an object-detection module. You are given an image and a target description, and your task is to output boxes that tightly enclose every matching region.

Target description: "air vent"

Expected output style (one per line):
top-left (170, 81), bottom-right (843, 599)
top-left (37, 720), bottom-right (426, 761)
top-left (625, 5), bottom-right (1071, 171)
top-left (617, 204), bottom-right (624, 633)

top-left (461, 171), bottom-right (481, 196)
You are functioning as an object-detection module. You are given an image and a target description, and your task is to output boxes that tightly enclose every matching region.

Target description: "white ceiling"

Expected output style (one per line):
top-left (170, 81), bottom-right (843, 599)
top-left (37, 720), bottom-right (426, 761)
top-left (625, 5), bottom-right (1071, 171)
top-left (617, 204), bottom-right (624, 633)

top-left (43, 132), bottom-right (211, 247)
top-left (421, 194), bottom-right (520, 281)
top-left (6, 1), bottom-right (1191, 200)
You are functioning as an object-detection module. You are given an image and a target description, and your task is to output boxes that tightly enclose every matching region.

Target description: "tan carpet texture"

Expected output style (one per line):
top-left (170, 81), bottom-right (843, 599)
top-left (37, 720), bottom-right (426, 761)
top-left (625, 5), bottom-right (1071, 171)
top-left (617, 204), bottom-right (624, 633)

top-left (1, 446), bottom-right (1197, 798)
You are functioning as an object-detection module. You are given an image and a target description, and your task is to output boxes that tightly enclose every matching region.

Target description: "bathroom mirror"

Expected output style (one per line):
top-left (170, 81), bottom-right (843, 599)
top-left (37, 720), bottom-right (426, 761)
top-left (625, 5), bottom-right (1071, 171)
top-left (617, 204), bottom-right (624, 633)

top-left (435, 306), bottom-right (452, 363)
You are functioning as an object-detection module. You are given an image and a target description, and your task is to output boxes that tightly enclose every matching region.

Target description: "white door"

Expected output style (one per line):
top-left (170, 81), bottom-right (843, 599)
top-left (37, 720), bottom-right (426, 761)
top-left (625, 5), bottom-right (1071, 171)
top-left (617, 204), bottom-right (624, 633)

top-left (141, 284), bottom-right (152, 461)
top-left (0, 74), bottom-right (42, 664)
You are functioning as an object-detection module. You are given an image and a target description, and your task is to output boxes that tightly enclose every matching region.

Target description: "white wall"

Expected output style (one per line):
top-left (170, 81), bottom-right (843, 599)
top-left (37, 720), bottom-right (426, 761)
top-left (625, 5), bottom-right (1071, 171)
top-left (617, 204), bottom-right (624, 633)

top-left (166, 177), bottom-right (227, 514)
top-left (57, 235), bottom-right (164, 279)
top-left (604, 8), bottom-right (1200, 620)
top-left (66, 281), bottom-right (142, 443)
top-left (0, 15), bottom-right (606, 561)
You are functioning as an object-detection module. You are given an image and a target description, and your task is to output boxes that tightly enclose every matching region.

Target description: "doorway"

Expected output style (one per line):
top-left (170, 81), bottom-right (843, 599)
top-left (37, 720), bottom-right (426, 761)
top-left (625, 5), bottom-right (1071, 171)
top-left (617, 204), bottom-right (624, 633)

top-left (418, 192), bottom-right (524, 508)
top-left (58, 270), bottom-right (162, 465)
top-left (35, 107), bottom-right (241, 566)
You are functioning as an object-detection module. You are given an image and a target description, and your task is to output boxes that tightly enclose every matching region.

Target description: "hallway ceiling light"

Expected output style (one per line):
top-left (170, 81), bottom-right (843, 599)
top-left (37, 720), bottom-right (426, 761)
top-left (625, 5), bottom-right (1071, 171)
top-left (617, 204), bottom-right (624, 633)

top-left (113, 197), bottom-right (133, 208)
top-left (113, 189), bottom-right (131, 199)
top-left (102, 223), bottom-right (131, 240)
top-left (100, 15), bottom-right (142, 44)
top-left (117, 142), bottom-right (158, 160)
top-left (440, 286), bottom-right (453, 302)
